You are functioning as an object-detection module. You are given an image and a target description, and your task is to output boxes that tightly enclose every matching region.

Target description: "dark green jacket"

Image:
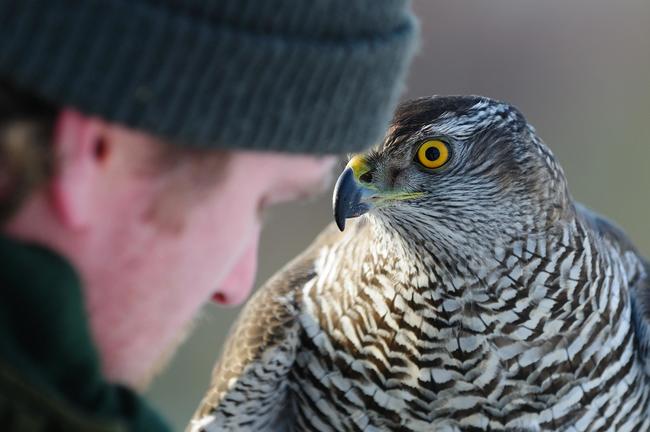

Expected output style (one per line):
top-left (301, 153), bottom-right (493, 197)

top-left (0, 235), bottom-right (171, 431)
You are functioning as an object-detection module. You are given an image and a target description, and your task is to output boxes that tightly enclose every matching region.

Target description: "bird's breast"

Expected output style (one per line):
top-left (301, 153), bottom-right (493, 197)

top-left (287, 231), bottom-right (650, 430)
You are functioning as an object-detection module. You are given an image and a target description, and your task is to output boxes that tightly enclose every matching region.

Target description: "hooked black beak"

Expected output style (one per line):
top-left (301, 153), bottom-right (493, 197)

top-left (332, 166), bottom-right (372, 231)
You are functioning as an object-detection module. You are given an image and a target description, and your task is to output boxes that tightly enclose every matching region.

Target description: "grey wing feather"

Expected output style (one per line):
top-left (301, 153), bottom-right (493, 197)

top-left (576, 203), bottom-right (650, 373)
top-left (630, 260), bottom-right (650, 374)
top-left (187, 224), bottom-right (344, 432)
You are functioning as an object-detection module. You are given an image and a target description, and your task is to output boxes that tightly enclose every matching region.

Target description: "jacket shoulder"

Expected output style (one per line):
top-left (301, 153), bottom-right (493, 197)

top-left (0, 360), bottom-right (123, 432)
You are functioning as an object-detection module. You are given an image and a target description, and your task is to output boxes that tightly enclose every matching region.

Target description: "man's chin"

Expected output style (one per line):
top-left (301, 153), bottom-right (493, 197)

top-left (135, 319), bottom-right (197, 392)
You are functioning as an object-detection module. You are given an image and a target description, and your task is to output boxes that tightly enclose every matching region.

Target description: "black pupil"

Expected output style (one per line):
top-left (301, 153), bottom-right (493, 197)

top-left (425, 146), bottom-right (441, 161)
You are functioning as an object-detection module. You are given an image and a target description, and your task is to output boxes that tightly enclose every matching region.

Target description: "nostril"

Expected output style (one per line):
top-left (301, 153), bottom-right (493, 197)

top-left (359, 171), bottom-right (373, 183)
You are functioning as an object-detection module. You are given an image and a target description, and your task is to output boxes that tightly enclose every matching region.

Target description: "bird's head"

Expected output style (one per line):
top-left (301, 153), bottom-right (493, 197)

top-left (333, 95), bottom-right (571, 253)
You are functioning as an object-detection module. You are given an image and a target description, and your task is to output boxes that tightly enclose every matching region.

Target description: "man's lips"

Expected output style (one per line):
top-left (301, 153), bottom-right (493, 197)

top-left (211, 239), bottom-right (258, 306)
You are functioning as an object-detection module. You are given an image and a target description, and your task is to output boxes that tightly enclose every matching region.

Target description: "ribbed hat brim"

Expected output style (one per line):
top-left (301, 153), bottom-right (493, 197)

top-left (0, 0), bottom-right (418, 154)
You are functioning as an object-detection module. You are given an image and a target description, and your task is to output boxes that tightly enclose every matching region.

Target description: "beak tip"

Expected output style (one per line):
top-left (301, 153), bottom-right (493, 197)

top-left (332, 167), bottom-right (353, 232)
top-left (332, 166), bottom-right (371, 232)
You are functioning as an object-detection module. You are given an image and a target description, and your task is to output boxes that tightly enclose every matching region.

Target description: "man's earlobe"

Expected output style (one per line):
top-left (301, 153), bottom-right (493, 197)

top-left (49, 109), bottom-right (109, 229)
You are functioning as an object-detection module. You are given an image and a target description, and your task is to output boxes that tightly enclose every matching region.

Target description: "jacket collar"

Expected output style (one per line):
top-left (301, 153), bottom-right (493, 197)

top-left (0, 234), bottom-right (170, 430)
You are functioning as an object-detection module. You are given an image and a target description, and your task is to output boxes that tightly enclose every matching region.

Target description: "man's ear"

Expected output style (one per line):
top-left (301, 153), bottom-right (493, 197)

top-left (50, 109), bottom-right (110, 229)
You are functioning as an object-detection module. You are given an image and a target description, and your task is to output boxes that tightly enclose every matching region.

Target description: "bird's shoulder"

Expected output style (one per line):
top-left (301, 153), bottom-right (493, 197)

top-left (574, 202), bottom-right (648, 286)
top-left (575, 203), bottom-right (638, 254)
top-left (575, 203), bottom-right (647, 279)
top-left (188, 223), bottom-right (346, 431)
top-left (575, 203), bottom-right (650, 370)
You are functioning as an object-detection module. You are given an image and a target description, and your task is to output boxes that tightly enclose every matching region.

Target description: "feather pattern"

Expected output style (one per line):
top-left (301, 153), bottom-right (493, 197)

top-left (189, 96), bottom-right (650, 431)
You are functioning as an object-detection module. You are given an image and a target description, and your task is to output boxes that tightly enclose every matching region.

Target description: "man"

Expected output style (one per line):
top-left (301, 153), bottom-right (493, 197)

top-left (0, 0), bottom-right (418, 430)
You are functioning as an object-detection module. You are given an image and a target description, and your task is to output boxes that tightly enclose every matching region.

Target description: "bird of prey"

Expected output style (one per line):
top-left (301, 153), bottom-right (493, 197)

top-left (189, 96), bottom-right (650, 431)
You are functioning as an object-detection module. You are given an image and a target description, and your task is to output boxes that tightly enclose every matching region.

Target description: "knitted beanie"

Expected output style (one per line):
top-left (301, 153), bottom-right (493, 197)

top-left (0, 0), bottom-right (418, 154)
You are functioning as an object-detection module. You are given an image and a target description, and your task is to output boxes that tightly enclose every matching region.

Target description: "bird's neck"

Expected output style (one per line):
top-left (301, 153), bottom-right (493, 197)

top-left (362, 214), bottom-right (628, 338)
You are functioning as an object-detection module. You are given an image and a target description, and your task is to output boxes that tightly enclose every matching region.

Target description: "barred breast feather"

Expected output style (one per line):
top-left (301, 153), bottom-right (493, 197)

top-left (189, 95), bottom-right (650, 431)
top-left (189, 207), bottom-right (650, 431)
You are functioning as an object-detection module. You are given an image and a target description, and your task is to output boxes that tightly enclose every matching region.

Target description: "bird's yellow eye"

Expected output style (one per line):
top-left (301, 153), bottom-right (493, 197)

top-left (416, 140), bottom-right (449, 169)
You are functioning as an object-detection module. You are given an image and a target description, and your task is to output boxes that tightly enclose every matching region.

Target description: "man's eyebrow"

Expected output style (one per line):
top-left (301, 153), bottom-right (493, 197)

top-left (257, 175), bottom-right (332, 222)
top-left (288, 173), bottom-right (334, 201)
top-left (275, 160), bottom-right (336, 199)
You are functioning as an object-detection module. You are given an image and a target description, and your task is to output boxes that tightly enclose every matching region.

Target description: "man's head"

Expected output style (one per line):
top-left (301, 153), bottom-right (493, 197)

top-left (1, 82), bottom-right (335, 388)
top-left (0, 0), bottom-right (417, 392)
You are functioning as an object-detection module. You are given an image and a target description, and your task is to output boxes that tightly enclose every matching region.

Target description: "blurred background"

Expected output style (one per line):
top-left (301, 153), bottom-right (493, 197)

top-left (148, 1), bottom-right (650, 429)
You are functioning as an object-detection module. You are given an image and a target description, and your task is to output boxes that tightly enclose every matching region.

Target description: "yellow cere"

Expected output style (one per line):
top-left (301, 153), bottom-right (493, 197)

top-left (347, 154), bottom-right (370, 179)
top-left (417, 140), bottom-right (449, 169)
